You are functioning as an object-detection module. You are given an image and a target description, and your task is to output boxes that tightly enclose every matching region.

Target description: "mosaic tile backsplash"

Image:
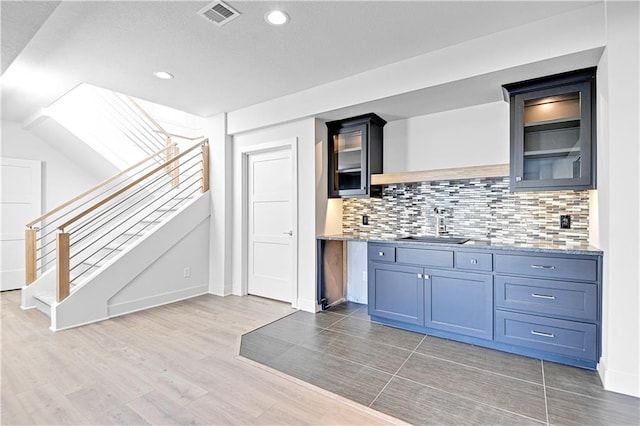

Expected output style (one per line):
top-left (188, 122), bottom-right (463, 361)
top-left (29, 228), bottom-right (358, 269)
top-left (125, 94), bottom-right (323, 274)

top-left (342, 177), bottom-right (590, 246)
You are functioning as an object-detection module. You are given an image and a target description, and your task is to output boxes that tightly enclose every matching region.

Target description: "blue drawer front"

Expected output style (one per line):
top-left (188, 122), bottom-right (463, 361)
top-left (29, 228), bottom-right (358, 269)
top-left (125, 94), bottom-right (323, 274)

top-left (368, 244), bottom-right (396, 263)
top-left (495, 311), bottom-right (597, 361)
top-left (496, 276), bottom-right (597, 321)
top-left (495, 254), bottom-right (597, 281)
top-left (455, 252), bottom-right (493, 272)
top-left (397, 248), bottom-right (453, 268)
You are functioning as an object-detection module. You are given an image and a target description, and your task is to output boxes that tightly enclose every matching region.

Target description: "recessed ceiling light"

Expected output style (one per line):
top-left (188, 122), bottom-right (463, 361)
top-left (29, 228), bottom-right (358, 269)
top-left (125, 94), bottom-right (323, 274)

top-left (265, 10), bottom-right (289, 25)
top-left (153, 71), bottom-right (174, 80)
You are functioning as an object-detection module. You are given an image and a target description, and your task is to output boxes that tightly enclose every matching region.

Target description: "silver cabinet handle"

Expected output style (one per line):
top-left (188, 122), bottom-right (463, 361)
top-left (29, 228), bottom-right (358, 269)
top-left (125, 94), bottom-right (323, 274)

top-left (470, 259), bottom-right (478, 264)
top-left (531, 264), bottom-right (555, 270)
top-left (515, 176), bottom-right (522, 181)
top-left (531, 330), bottom-right (555, 338)
top-left (417, 273), bottom-right (423, 279)
top-left (424, 274), bottom-right (430, 279)
top-left (378, 251), bottom-right (385, 256)
top-left (283, 230), bottom-right (293, 236)
top-left (531, 293), bottom-right (556, 300)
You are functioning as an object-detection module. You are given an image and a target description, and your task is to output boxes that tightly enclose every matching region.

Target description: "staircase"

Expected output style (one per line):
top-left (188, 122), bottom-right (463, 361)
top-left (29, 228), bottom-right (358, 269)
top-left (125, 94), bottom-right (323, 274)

top-left (21, 88), bottom-right (211, 331)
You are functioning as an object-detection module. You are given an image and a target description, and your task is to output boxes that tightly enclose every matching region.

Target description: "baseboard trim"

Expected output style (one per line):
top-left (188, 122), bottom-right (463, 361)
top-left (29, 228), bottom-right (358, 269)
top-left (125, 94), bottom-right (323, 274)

top-left (107, 284), bottom-right (209, 318)
top-left (598, 359), bottom-right (640, 397)
top-left (296, 297), bottom-right (319, 313)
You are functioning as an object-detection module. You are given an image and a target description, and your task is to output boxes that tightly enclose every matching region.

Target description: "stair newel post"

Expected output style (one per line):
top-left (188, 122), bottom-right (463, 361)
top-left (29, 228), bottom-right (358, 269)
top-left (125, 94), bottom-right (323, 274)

top-left (56, 231), bottom-right (71, 302)
top-left (25, 228), bottom-right (37, 285)
top-left (165, 137), bottom-right (180, 188)
top-left (201, 142), bottom-right (209, 193)
top-left (171, 141), bottom-right (180, 188)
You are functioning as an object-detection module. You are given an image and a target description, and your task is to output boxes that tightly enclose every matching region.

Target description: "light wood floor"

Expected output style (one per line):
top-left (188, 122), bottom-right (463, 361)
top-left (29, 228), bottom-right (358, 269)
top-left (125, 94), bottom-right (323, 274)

top-left (1, 290), bottom-right (396, 425)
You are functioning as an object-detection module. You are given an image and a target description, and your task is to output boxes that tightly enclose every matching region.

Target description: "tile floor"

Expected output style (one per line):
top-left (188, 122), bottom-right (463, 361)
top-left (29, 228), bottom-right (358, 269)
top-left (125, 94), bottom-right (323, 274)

top-left (240, 302), bottom-right (640, 425)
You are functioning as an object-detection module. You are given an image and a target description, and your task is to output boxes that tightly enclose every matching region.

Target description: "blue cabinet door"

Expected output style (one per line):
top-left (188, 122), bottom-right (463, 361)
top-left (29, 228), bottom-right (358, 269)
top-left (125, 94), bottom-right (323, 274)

top-left (424, 269), bottom-right (493, 340)
top-left (368, 263), bottom-right (424, 326)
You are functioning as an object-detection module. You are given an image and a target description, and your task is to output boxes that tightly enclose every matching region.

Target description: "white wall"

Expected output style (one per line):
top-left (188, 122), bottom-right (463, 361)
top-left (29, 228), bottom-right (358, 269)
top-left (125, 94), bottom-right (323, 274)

top-left (231, 118), bottom-right (318, 311)
top-left (108, 218), bottom-right (210, 316)
top-left (0, 120), bottom-right (103, 212)
top-left (384, 101), bottom-right (509, 172)
top-left (595, 1), bottom-right (640, 397)
top-left (203, 113), bottom-right (233, 296)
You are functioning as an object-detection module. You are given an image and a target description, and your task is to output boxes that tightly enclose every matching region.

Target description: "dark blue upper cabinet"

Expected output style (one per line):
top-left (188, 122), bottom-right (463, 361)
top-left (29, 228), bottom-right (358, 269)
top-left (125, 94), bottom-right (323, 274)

top-left (326, 113), bottom-right (386, 198)
top-left (504, 68), bottom-right (596, 191)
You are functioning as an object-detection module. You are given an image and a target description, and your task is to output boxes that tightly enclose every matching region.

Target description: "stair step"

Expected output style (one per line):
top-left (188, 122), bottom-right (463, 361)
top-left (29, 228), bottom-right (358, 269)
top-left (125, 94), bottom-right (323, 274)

top-left (33, 283), bottom-right (77, 315)
top-left (33, 291), bottom-right (54, 315)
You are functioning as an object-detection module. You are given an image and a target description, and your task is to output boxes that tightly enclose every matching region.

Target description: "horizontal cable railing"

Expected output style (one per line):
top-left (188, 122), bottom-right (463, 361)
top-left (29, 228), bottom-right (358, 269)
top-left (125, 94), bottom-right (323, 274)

top-left (25, 139), bottom-right (209, 303)
top-left (91, 86), bottom-right (168, 158)
top-left (25, 143), bottom-right (177, 282)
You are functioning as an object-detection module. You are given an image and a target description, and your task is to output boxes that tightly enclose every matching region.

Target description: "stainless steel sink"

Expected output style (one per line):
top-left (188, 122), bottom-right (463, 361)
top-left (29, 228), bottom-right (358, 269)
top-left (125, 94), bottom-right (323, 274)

top-left (397, 236), bottom-right (470, 244)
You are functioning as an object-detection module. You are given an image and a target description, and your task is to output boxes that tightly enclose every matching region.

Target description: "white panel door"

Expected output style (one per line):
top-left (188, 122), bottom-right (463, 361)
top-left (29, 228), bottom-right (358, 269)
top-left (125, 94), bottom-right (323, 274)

top-left (248, 148), bottom-right (293, 302)
top-left (1, 158), bottom-right (42, 290)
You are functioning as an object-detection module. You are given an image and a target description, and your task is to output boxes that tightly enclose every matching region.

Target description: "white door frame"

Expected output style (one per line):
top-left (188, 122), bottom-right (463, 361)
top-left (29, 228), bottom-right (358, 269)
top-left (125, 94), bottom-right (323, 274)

top-left (239, 138), bottom-right (298, 307)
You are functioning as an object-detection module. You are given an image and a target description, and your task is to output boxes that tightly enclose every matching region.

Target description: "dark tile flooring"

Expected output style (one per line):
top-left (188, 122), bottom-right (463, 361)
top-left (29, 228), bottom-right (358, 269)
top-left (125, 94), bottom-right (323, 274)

top-left (240, 302), bottom-right (640, 425)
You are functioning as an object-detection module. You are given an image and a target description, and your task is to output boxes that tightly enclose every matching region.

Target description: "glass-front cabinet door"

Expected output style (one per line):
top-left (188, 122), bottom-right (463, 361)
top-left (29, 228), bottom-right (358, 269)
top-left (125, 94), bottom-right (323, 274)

top-left (332, 123), bottom-right (366, 195)
top-left (327, 113), bottom-right (385, 198)
top-left (506, 68), bottom-right (596, 191)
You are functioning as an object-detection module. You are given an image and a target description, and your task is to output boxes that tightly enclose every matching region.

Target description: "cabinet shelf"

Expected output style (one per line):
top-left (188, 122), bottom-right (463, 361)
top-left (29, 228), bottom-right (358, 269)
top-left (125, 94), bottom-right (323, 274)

top-left (524, 147), bottom-right (581, 159)
top-left (371, 164), bottom-right (509, 185)
top-left (337, 167), bottom-right (362, 173)
top-left (336, 147), bottom-right (361, 154)
top-left (524, 117), bottom-right (580, 128)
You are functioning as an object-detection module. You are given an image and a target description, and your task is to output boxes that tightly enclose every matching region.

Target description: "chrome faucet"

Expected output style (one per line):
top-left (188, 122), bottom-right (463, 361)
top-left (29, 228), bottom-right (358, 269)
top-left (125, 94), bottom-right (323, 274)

top-left (433, 207), bottom-right (447, 237)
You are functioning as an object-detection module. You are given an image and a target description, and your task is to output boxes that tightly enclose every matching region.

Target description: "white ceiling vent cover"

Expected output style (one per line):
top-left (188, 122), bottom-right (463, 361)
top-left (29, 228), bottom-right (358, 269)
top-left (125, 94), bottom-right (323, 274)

top-left (198, 1), bottom-right (240, 27)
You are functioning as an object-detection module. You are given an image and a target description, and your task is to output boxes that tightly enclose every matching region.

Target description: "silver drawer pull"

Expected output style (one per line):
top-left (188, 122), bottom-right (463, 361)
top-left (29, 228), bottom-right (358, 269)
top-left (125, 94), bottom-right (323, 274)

top-left (531, 330), bottom-right (555, 338)
top-left (378, 251), bottom-right (385, 256)
top-left (417, 273), bottom-right (423, 279)
top-left (531, 293), bottom-right (556, 300)
top-left (470, 259), bottom-right (478, 264)
top-left (531, 264), bottom-right (555, 270)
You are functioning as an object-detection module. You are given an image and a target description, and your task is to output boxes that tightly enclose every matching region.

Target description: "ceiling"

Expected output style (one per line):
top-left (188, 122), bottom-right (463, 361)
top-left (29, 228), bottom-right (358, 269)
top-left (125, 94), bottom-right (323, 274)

top-left (1, 1), bottom-right (598, 123)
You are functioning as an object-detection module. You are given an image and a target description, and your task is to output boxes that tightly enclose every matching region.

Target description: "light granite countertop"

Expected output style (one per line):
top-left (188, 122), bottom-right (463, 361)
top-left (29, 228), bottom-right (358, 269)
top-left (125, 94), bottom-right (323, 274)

top-left (317, 233), bottom-right (603, 256)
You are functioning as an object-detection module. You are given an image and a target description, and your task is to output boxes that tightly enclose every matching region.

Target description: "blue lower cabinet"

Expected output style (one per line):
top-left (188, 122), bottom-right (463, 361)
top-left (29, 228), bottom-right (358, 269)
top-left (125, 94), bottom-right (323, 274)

top-left (365, 242), bottom-right (602, 369)
top-left (424, 269), bottom-right (493, 340)
top-left (495, 310), bottom-right (597, 362)
top-left (368, 263), bottom-right (424, 325)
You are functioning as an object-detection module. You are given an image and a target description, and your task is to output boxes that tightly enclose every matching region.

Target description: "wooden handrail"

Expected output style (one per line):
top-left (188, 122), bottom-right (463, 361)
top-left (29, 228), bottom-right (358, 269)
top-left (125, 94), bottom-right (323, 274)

top-left (153, 130), bottom-right (205, 141)
top-left (125, 96), bottom-right (170, 137)
top-left (26, 143), bottom-right (177, 228)
top-left (58, 140), bottom-right (208, 231)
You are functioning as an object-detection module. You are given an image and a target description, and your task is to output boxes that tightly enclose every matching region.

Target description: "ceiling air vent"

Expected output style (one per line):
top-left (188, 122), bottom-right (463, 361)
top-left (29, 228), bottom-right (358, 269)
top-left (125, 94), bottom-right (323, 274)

top-left (198, 1), bottom-right (240, 27)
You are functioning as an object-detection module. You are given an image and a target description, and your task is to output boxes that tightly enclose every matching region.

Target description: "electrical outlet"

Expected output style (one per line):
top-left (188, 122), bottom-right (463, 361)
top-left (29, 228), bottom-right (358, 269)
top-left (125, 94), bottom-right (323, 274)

top-left (560, 215), bottom-right (571, 229)
top-left (362, 215), bottom-right (369, 225)
top-left (183, 267), bottom-right (191, 278)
